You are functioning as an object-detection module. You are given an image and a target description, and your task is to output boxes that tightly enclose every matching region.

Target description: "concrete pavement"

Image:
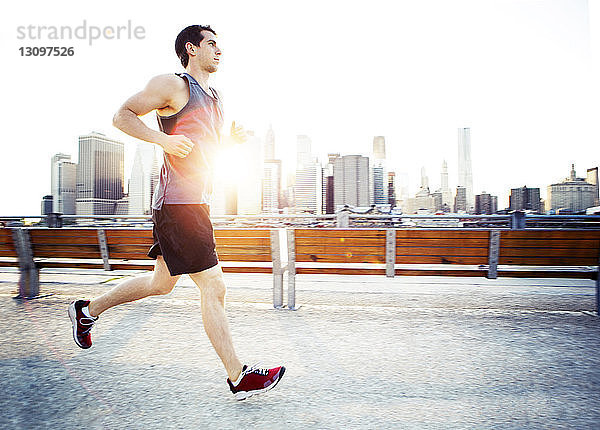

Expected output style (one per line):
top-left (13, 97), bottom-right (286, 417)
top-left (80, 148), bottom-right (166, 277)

top-left (0, 268), bottom-right (599, 429)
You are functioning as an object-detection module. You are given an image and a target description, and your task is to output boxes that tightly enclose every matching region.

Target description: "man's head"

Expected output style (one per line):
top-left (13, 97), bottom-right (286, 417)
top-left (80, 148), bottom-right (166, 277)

top-left (175, 25), bottom-right (221, 71)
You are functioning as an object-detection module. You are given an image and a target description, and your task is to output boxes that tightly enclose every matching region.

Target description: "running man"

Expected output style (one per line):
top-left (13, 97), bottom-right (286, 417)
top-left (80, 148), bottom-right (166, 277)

top-left (68, 24), bottom-right (285, 401)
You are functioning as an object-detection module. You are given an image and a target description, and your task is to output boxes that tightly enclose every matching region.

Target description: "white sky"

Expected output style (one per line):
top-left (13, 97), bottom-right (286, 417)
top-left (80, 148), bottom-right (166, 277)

top-left (0, 0), bottom-right (598, 214)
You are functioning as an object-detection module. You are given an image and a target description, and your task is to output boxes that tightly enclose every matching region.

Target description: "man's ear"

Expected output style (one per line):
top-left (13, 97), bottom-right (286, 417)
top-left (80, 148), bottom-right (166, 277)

top-left (185, 42), bottom-right (196, 56)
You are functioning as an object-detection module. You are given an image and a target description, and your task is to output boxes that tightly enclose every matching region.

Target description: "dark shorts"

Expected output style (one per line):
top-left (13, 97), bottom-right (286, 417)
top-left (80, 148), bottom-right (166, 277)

top-left (147, 204), bottom-right (219, 276)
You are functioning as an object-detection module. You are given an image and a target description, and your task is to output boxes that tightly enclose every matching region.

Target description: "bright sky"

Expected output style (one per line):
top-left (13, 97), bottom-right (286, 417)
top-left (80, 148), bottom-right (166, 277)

top-left (0, 0), bottom-right (598, 214)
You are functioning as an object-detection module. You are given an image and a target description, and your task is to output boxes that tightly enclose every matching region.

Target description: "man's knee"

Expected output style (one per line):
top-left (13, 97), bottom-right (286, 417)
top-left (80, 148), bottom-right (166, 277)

top-left (190, 265), bottom-right (226, 299)
top-left (150, 277), bottom-right (176, 295)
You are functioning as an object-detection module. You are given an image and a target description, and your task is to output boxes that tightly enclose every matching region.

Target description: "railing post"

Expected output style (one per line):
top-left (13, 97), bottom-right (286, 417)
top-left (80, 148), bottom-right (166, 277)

top-left (510, 211), bottom-right (526, 230)
top-left (385, 229), bottom-right (396, 277)
top-left (487, 230), bottom-right (500, 279)
top-left (11, 228), bottom-right (39, 298)
top-left (286, 229), bottom-right (297, 310)
top-left (596, 255), bottom-right (600, 316)
top-left (336, 210), bottom-right (349, 228)
top-left (46, 213), bottom-right (63, 228)
top-left (270, 229), bottom-right (283, 309)
top-left (97, 229), bottom-right (111, 271)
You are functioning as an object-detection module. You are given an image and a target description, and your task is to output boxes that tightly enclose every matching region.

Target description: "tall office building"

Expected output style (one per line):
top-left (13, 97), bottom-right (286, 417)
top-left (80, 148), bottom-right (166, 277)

top-left (76, 132), bottom-right (125, 215)
top-left (371, 136), bottom-right (387, 205)
top-left (333, 155), bottom-right (370, 208)
top-left (509, 186), bottom-right (542, 213)
top-left (262, 125), bottom-right (282, 214)
top-left (587, 167), bottom-right (599, 206)
top-left (128, 143), bottom-right (159, 215)
top-left (51, 153), bottom-right (77, 214)
top-left (322, 153), bottom-right (339, 214)
top-left (440, 160), bottom-right (453, 208)
top-left (454, 186), bottom-right (467, 213)
top-left (294, 135), bottom-right (322, 214)
top-left (262, 160), bottom-right (282, 213)
top-left (373, 136), bottom-right (386, 160)
top-left (237, 131), bottom-right (263, 214)
top-left (457, 128), bottom-right (474, 213)
top-left (475, 192), bottom-right (498, 214)
top-left (546, 164), bottom-right (597, 213)
top-left (264, 124), bottom-right (275, 160)
top-left (387, 172), bottom-right (397, 208)
top-left (41, 195), bottom-right (53, 215)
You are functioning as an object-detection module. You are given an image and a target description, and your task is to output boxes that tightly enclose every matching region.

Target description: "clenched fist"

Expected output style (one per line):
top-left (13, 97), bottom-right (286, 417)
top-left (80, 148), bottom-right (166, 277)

top-left (160, 134), bottom-right (195, 158)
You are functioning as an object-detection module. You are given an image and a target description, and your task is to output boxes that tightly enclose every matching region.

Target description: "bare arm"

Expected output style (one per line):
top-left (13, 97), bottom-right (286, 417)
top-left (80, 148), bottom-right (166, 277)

top-left (113, 75), bottom-right (194, 158)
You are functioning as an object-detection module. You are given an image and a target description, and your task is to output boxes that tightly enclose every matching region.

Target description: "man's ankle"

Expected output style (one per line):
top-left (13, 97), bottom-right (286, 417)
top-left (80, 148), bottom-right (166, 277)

top-left (229, 364), bottom-right (244, 384)
top-left (86, 301), bottom-right (99, 318)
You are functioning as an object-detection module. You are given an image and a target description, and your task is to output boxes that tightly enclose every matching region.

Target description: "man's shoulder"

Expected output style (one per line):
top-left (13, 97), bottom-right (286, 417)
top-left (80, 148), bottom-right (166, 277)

top-left (146, 73), bottom-right (187, 94)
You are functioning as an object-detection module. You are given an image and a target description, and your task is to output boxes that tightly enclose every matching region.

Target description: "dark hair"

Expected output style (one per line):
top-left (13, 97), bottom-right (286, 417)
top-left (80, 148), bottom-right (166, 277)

top-left (175, 25), bottom-right (217, 68)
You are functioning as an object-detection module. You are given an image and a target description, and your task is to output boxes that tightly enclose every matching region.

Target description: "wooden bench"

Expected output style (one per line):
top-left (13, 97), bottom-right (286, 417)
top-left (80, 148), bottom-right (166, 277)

top-left (0, 227), bottom-right (285, 305)
top-left (286, 228), bottom-right (599, 310)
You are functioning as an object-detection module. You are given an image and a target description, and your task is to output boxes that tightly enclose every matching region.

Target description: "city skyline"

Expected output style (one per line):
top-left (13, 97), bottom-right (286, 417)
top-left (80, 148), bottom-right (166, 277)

top-left (2, 0), bottom-right (599, 214)
top-left (44, 129), bottom-right (599, 216)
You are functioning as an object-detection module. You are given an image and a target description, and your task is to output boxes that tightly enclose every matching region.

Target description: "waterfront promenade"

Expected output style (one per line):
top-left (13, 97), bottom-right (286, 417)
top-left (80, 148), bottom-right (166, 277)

top-left (0, 267), bottom-right (598, 429)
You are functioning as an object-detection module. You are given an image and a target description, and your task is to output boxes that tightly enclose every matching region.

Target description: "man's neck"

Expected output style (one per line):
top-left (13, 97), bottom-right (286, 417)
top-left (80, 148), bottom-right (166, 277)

top-left (186, 65), bottom-right (211, 90)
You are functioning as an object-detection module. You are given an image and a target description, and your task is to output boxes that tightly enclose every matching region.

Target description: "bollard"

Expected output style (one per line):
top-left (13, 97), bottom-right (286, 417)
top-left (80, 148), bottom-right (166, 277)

top-left (487, 230), bottom-right (500, 279)
top-left (46, 213), bottom-right (63, 228)
top-left (270, 230), bottom-right (284, 308)
top-left (11, 228), bottom-right (40, 298)
top-left (336, 211), bottom-right (349, 228)
top-left (510, 211), bottom-right (526, 230)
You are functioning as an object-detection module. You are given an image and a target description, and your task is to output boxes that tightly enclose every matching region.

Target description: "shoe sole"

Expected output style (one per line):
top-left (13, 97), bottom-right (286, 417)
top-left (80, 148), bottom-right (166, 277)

top-left (234, 366), bottom-right (286, 401)
top-left (68, 302), bottom-right (90, 349)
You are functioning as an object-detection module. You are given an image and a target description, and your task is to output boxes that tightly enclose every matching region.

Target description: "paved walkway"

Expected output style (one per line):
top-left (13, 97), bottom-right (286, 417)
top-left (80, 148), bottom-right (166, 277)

top-left (0, 268), bottom-right (598, 429)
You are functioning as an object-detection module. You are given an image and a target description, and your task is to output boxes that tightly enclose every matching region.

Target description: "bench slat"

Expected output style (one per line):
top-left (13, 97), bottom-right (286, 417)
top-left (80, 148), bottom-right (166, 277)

top-left (395, 247), bottom-right (489, 257)
top-left (396, 230), bottom-right (490, 239)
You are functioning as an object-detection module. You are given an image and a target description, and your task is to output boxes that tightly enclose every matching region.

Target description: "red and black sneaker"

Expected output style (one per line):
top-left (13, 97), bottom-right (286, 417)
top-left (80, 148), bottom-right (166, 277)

top-left (227, 364), bottom-right (286, 400)
top-left (68, 300), bottom-right (98, 349)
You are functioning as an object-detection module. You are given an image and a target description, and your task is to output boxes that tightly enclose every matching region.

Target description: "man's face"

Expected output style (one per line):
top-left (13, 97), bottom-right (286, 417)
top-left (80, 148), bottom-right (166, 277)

top-left (187, 30), bottom-right (221, 72)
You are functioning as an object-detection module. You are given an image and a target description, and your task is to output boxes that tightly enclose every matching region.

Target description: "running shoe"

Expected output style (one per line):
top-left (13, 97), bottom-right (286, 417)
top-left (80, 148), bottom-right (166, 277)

top-left (227, 364), bottom-right (286, 400)
top-left (68, 300), bottom-right (98, 349)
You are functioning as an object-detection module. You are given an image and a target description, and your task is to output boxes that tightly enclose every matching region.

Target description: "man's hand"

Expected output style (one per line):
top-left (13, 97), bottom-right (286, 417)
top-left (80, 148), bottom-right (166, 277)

top-left (160, 134), bottom-right (195, 158)
top-left (229, 121), bottom-right (248, 145)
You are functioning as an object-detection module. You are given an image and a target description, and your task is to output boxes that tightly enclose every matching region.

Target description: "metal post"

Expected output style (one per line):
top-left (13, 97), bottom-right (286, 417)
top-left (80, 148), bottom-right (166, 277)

top-left (596, 255), bottom-right (600, 315)
top-left (11, 228), bottom-right (39, 298)
top-left (46, 213), bottom-right (63, 228)
top-left (336, 210), bottom-right (349, 228)
top-left (270, 230), bottom-right (283, 308)
top-left (385, 229), bottom-right (396, 278)
top-left (287, 229), bottom-right (297, 310)
top-left (487, 230), bottom-right (500, 279)
top-left (97, 229), bottom-right (111, 271)
top-left (510, 211), bottom-right (526, 230)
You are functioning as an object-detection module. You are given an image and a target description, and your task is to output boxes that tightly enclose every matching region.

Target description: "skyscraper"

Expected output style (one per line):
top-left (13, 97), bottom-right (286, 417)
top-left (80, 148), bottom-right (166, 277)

top-left (128, 143), bottom-right (159, 215)
top-left (509, 186), bottom-right (542, 213)
top-left (547, 165), bottom-right (597, 213)
top-left (262, 125), bottom-right (282, 214)
top-left (371, 136), bottom-right (387, 205)
top-left (51, 153), bottom-right (77, 214)
top-left (333, 155), bottom-right (370, 208)
top-left (237, 131), bottom-right (263, 214)
top-left (587, 167), bottom-right (599, 206)
top-left (322, 153), bottom-right (339, 214)
top-left (262, 160), bottom-right (282, 213)
top-left (454, 186), bottom-right (467, 213)
top-left (440, 160), bottom-right (453, 208)
top-left (264, 124), bottom-right (275, 160)
top-left (373, 136), bottom-right (386, 160)
top-left (294, 135), bottom-right (322, 214)
top-left (457, 128), bottom-right (474, 213)
top-left (475, 192), bottom-right (498, 214)
top-left (387, 172), bottom-right (397, 208)
top-left (76, 132), bottom-right (124, 215)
